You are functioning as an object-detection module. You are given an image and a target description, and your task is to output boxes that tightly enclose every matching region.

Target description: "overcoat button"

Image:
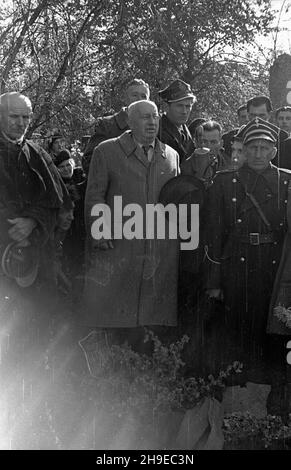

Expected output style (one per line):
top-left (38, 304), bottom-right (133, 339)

top-left (232, 197), bottom-right (237, 202)
top-left (240, 257), bottom-right (245, 262)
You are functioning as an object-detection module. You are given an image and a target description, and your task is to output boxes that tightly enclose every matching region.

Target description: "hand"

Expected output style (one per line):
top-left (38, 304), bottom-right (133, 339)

top-left (7, 217), bottom-right (37, 242)
top-left (205, 289), bottom-right (224, 301)
top-left (93, 240), bottom-right (114, 250)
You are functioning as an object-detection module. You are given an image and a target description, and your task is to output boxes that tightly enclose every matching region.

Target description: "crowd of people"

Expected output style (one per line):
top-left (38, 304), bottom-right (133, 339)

top-left (1, 78), bottom-right (291, 428)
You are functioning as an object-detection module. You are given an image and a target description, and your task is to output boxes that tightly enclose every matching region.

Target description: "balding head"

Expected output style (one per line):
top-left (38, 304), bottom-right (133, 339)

top-left (0, 92), bottom-right (32, 141)
top-left (127, 100), bottom-right (159, 144)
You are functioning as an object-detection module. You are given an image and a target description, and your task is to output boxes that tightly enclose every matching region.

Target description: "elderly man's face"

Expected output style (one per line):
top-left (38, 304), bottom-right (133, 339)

top-left (0, 95), bottom-right (32, 140)
top-left (245, 139), bottom-right (276, 172)
top-left (126, 85), bottom-right (150, 105)
top-left (129, 102), bottom-right (159, 144)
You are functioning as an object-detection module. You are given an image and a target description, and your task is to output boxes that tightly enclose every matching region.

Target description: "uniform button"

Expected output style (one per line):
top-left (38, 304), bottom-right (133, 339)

top-left (274, 241), bottom-right (278, 245)
top-left (240, 257), bottom-right (245, 262)
top-left (285, 200), bottom-right (288, 203)
top-left (284, 180), bottom-right (288, 185)
top-left (280, 222), bottom-right (284, 226)
top-left (232, 197), bottom-right (237, 202)
top-left (237, 219), bottom-right (242, 223)
top-left (272, 260), bottom-right (276, 264)
top-left (232, 178), bottom-right (237, 183)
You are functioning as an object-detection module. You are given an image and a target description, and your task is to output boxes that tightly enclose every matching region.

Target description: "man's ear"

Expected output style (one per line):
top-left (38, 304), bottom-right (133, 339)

top-left (269, 145), bottom-right (277, 161)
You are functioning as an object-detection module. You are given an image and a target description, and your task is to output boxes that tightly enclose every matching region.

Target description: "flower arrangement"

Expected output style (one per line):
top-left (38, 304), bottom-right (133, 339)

top-left (223, 412), bottom-right (291, 449)
top-left (274, 305), bottom-right (291, 329)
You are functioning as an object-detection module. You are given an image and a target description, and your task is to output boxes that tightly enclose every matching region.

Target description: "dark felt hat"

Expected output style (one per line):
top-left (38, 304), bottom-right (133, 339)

top-left (158, 79), bottom-right (196, 103)
top-left (159, 175), bottom-right (205, 207)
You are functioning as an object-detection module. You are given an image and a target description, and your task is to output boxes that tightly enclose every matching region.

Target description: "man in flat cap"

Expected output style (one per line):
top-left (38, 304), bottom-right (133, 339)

top-left (201, 117), bottom-right (291, 419)
top-left (158, 79), bottom-right (196, 164)
top-left (83, 78), bottom-right (150, 175)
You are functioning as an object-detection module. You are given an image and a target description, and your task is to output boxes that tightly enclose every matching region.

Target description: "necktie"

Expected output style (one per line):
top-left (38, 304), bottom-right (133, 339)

top-left (142, 145), bottom-right (152, 161)
top-left (180, 129), bottom-right (187, 145)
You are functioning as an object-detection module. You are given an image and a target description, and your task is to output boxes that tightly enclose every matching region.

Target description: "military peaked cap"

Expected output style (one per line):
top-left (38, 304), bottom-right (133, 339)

top-left (158, 79), bottom-right (196, 103)
top-left (241, 117), bottom-right (279, 145)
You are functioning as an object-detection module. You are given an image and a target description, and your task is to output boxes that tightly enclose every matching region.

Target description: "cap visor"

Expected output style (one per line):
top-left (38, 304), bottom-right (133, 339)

top-left (244, 134), bottom-right (276, 144)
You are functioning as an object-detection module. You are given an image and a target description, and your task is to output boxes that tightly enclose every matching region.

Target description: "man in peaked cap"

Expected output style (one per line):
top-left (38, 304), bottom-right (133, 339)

top-left (158, 79), bottom-right (196, 164)
top-left (200, 117), bottom-right (291, 419)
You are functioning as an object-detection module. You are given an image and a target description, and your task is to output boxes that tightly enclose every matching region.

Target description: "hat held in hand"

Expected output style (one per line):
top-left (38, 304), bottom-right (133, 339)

top-left (1, 241), bottom-right (39, 288)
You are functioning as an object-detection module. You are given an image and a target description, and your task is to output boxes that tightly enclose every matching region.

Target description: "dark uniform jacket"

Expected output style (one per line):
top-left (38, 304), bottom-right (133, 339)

top-left (83, 108), bottom-right (128, 174)
top-left (158, 114), bottom-right (195, 164)
top-left (202, 163), bottom-right (291, 381)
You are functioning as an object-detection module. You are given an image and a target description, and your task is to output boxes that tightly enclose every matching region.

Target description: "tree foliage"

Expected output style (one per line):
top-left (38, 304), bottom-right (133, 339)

top-left (0, 0), bottom-right (275, 142)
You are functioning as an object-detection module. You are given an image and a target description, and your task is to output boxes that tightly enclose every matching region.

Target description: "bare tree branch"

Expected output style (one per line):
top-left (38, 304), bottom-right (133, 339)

top-left (1, 0), bottom-right (49, 93)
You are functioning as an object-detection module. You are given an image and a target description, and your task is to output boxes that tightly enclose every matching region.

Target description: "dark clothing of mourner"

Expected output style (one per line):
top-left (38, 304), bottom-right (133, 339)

top-left (0, 132), bottom-right (68, 382)
top-left (279, 136), bottom-right (291, 170)
top-left (63, 170), bottom-right (87, 285)
top-left (83, 108), bottom-right (129, 174)
top-left (222, 128), bottom-right (239, 158)
top-left (202, 164), bottom-right (291, 392)
top-left (158, 114), bottom-right (195, 164)
top-left (0, 134), bottom-right (65, 265)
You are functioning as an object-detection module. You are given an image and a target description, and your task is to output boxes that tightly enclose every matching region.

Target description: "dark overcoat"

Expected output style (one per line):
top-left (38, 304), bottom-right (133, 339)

top-left (83, 108), bottom-right (128, 174)
top-left (158, 114), bottom-right (195, 164)
top-left (203, 163), bottom-right (291, 381)
top-left (83, 131), bottom-right (180, 328)
top-left (0, 136), bottom-right (65, 249)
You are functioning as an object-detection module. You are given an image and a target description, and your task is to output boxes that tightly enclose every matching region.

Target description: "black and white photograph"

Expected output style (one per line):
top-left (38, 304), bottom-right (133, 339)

top-left (0, 0), bottom-right (291, 452)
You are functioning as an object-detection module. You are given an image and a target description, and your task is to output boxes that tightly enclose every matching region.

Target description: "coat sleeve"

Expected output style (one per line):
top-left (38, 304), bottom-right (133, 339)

top-left (84, 144), bottom-right (110, 245)
top-left (20, 144), bottom-right (68, 245)
top-left (82, 118), bottom-right (113, 174)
